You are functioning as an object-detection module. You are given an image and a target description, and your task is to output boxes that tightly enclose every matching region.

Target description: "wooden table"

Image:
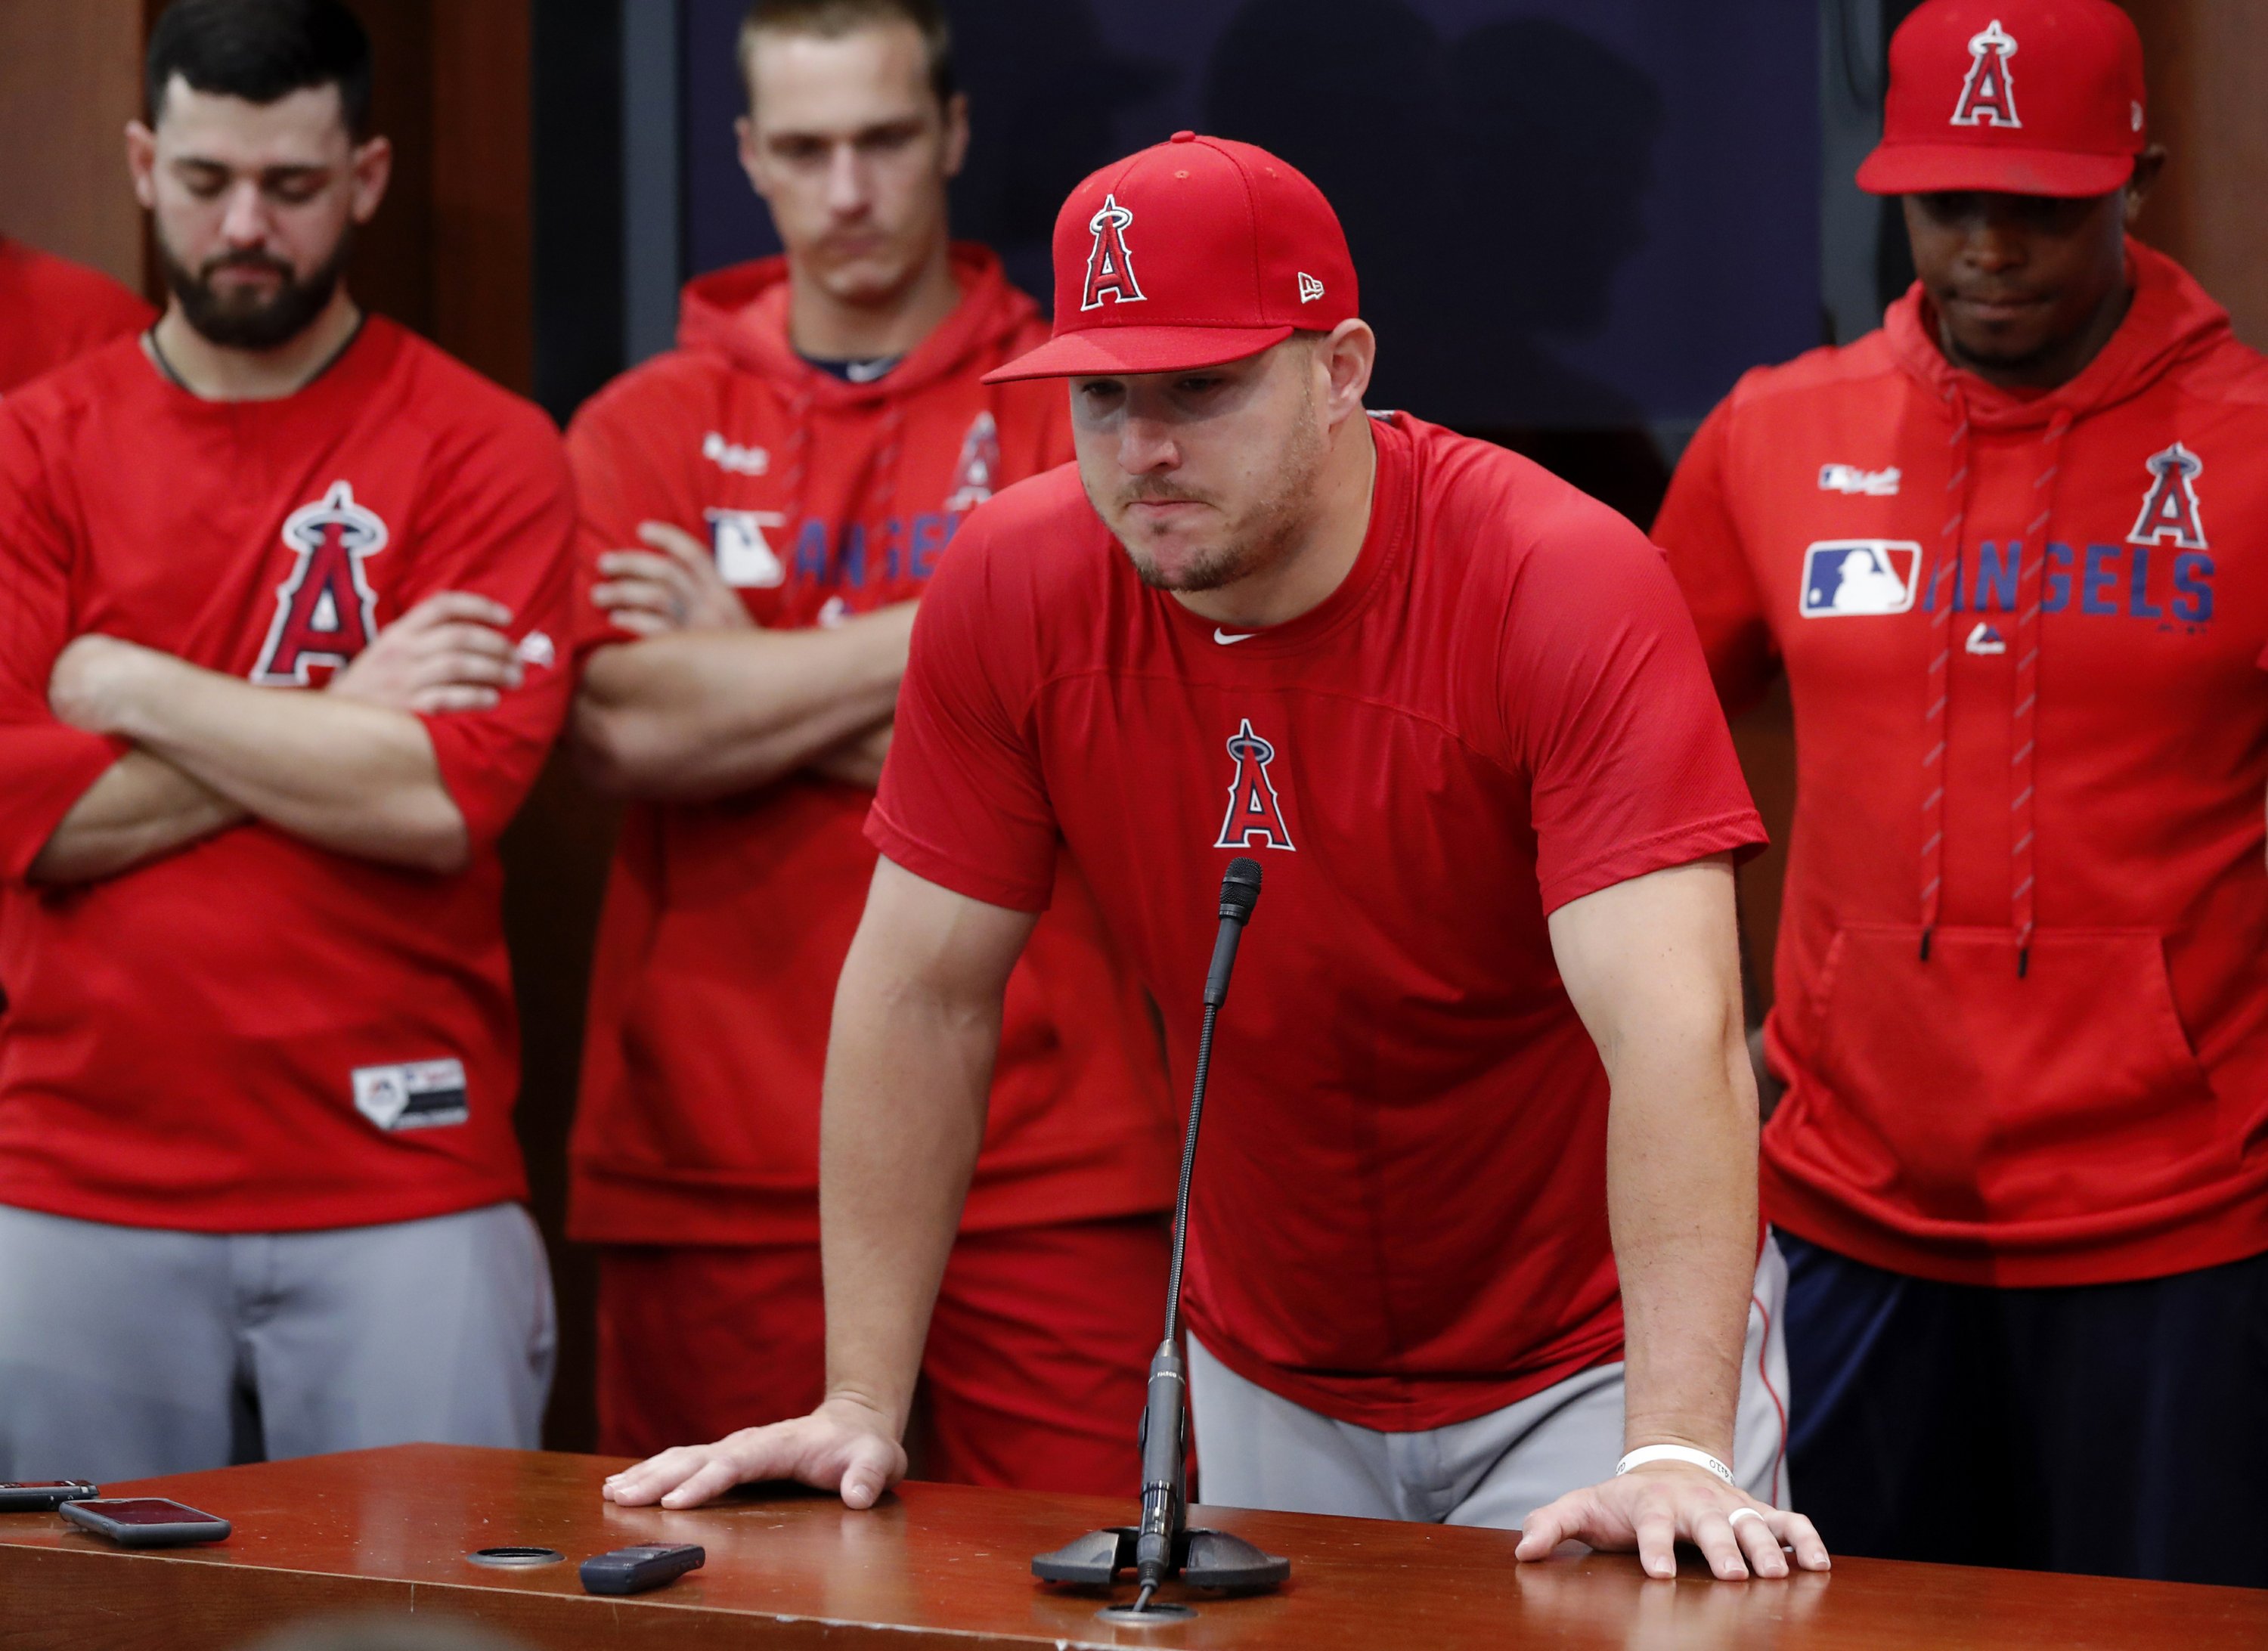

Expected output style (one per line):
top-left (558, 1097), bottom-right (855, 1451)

top-left (1, 1444), bottom-right (2258, 1649)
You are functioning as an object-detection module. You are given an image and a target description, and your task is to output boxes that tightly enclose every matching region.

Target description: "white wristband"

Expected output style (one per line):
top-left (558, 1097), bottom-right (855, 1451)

top-left (1616, 1445), bottom-right (1734, 1485)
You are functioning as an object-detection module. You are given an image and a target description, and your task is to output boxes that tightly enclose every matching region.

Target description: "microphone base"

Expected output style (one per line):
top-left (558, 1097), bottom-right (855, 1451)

top-left (1031, 1524), bottom-right (1291, 1594)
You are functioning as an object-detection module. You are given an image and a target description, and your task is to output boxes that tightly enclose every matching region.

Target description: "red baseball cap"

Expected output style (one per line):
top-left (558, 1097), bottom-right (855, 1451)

top-left (982, 132), bottom-right (1359, 383)
top-left (1856, 0), bottom-right (2146, 198)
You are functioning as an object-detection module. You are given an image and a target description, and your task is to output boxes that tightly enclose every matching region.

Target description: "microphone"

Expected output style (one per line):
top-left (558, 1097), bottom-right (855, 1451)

top-left (1033, 857), bottom-right (1290, 1622)
top-left (1204, 856), bottom-right (1263, 1008)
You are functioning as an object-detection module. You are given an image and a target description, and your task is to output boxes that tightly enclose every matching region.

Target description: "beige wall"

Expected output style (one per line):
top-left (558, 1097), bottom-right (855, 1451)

top-left (2124, 0), bottom-right (2268, 350)
top-left (0, 0), bottom-right (149, 288)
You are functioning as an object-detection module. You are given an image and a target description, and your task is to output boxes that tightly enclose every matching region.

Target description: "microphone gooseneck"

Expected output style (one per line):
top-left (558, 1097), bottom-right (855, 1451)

top-left (1032, 856), bottom-right (1287, 1618)
top-left (1172, 856), bottom-right (1262, 1336)
top-left (1133, 857), bottom-right (1263, 1609)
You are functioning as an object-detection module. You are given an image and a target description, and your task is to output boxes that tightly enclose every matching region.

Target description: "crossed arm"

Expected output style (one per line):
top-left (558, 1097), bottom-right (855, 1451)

top-left (29, 593), bottom-right (522, 884)
top-left (572, 522), bottom-right (912, 802)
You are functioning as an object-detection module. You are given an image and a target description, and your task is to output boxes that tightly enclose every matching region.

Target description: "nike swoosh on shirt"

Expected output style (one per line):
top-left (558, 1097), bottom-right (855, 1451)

top-left (1214, 628), bottom-right (1258, 644)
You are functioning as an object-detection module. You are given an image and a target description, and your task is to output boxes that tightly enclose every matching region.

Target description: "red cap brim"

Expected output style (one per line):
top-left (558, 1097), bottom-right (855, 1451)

top-left (1856, 142), bottom-right (2136, 198)
top-left (981, 323), bottom-right (1297, 384)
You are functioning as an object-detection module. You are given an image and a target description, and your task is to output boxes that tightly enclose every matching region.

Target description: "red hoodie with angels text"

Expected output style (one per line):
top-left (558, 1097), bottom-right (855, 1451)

top-left (1661, 242), bottom-right (2268, 1287)
top-left (565, 246), bottom-right (1174, 1246)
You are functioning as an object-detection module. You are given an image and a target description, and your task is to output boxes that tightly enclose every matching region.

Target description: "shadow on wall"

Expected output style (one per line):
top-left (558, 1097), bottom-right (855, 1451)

top-left (1199, 0), bottom-right (1672, 522)
top-left (944, 0), bottom-right (1167, 308)
top-left (686, 0), bottom-right (1684, 519)
top-left (1201, 0), bottom-right (1662, 432)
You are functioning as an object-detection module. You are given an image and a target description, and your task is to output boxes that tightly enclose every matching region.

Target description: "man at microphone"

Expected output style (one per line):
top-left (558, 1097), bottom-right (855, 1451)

top-left (605, 133), bottom-right (1831, 1583)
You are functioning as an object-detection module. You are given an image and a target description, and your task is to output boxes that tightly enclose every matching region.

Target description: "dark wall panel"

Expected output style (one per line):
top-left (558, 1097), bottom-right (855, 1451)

top-left (533, 0), bottom-right (627, 423)
top-left (679, 0), bottom-right (1821, 434)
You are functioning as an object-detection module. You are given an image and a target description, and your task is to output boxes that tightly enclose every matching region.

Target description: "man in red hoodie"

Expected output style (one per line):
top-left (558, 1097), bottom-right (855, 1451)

top-left (1659, 0), bottom-right (2268, 1584)
top-left (565, 0), bottom-right (1175, 1490)
top-left (0, 238), bottom-right (153, 395)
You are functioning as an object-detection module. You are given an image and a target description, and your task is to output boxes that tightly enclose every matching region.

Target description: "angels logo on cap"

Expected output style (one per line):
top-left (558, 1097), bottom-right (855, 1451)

top-left (1854, 0), bottom-right (2146, 200)
top-left (1081, 194), bottom-right (1146, 311)
top-left (1950, 18), bottom-right (2021, 129)
top-left (983, 132), bottom-right (1359, 383)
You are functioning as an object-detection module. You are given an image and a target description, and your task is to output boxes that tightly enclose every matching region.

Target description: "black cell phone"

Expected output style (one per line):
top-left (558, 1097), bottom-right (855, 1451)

top-left (579, 1543), bottom-right (705, 1595)
top-left (60, 1498), bottom-right (231, 1547)
top-left (0, 1481), bottom-right (98, 1513)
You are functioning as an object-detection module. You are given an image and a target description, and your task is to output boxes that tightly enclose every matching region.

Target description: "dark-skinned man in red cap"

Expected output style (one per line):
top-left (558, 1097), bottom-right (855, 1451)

top-left (1659, 0), bottom-right (2268, 1584)
top-left (606, 132), bottom-right (1831, 1586)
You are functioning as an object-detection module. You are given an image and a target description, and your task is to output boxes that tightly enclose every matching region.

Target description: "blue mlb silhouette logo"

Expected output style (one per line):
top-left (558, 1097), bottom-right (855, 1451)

top-left (1800, 541), bottom-right (1922, 617)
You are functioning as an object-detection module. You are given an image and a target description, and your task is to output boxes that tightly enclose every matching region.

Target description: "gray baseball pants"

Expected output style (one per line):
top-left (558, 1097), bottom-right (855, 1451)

top-left (1189, 1233), bottom-right (1791, 1522)
top-left (0, 1200), bottom-right (554, 1482)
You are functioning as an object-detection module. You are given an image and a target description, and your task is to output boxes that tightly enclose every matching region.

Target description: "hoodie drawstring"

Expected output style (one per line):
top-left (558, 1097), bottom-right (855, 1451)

top-left (1919, 383), bottom-right (1973, 963)
top-left (1917, 387), bottom-right (2070, 979)
top-left (780, 384), bottom-right (816, 537)
top-left (869, 403), bottom-right (905, 523)
top-left (2009, 410), bottom-right (2073, 978)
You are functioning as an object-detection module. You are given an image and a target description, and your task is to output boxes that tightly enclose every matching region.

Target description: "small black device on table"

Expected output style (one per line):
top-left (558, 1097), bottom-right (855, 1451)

top-left (60, 1498), bottom-right (231, 1547)
top-left (0, 1482), bottom-right (98, 1513)
top-left (1033, 857), bottom-right (1291, 1624)
top-left (581, 1543), bottom-right (705, 1595)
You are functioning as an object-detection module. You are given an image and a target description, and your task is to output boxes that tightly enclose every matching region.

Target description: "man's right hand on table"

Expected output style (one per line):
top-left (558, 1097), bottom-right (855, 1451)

top-left (601, 1394), bottom-right (909, 1510)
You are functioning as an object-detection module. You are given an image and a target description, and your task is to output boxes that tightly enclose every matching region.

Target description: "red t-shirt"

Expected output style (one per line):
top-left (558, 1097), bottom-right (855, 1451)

top-left (0, 319), bottom-right (576, 1231)
top-left (0, 238), bottom-right (153, 396)
top-left (1658, 241), bottom-right (2268, 1287)
top-left (565, 247), bottom-right (1176, 1246)
top-left (871, 412), bottom-right (1765, 1430)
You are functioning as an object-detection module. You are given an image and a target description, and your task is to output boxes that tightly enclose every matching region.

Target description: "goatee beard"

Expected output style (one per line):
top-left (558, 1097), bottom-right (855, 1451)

top-left (158, 233), bottom-right (351, 352)
top-left (1126, 538), bottom-right (1253, 593)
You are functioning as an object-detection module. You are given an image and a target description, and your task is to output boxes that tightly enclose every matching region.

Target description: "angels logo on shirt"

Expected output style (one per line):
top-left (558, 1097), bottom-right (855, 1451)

top-left (251, 480), bottom-right (389, 684)
top-left (1080, 194), bottom-right (1146, 311)
top-left (2127, 441), bottom-right (2208, 550)
top-left (1215, 718), bottom-right (1296, 851)
top-left (1950, 19), bottom-right (2021, 129)
top-left (1799, 540), bottom-right (1923, 617)
top-left (945, 410), bottom-right (1001, 513)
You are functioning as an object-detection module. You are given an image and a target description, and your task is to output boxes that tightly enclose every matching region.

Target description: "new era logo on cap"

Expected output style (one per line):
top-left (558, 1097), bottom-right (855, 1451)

top-left (984, 131), bottom-right (1359, 383)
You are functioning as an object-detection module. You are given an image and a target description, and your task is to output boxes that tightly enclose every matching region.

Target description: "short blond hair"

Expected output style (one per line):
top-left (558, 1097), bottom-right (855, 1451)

top-left (738, 0), bottom-right (955, 110)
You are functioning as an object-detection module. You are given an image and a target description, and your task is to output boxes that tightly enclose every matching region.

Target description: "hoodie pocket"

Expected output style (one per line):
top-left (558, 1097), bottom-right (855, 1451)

top-left (1806, 924), bottom-right (2220, 1225)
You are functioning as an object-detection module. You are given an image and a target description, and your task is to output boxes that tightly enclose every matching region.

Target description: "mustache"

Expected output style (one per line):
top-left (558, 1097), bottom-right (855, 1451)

top-left (198, 251), bottom-right (296, 282)
top-left (1117, 481), bottom-right (1213, 507)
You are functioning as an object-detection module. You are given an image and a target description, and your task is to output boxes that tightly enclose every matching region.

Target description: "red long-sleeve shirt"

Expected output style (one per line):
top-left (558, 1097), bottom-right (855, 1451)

top-left (0, 320), bottom-right (576, 1231)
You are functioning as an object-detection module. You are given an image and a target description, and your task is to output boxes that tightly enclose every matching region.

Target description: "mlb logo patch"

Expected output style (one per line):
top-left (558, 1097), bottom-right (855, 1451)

top-left (707, 508), bottom-right (787, 589)
top-left (1800, 541), bottom-right (1922, 617)
top-left (353, 1058), bottom-right (469, 1132)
